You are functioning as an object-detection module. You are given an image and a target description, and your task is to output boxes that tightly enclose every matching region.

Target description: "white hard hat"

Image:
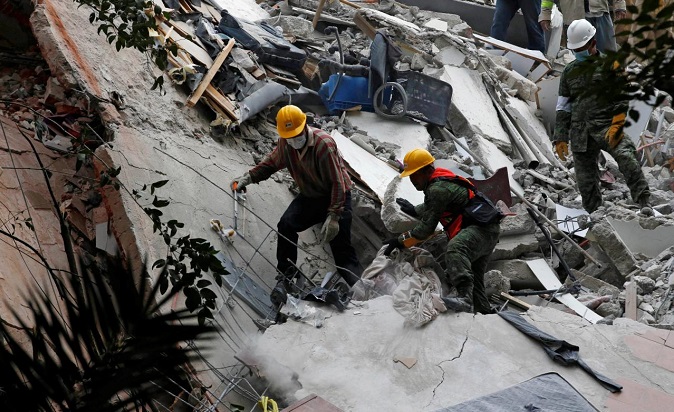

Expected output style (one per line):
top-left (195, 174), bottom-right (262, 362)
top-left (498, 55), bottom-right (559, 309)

top-left (567, 19), bottom-right (597, 50)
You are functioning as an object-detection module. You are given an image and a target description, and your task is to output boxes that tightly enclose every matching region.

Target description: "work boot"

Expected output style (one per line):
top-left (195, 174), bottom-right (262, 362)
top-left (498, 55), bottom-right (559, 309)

top-left (442, 286), bottom-right (474, 313)
top-left (638, 196), bottom-right (654, 216)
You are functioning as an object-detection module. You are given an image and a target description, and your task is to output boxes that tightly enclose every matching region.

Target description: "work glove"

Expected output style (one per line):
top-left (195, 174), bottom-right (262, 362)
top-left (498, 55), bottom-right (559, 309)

top-left (553, 141), bottom-right (569, 161)
top-left (396, 198), bottom-right (418, 217)
top-left (605, 112), bottom-right (626, 149)
top-left (231, 173), bottom-right (252, 192)
top-left (320, 212), bottom-right (340, 244)
top-left (383, 236), bottom-right (403, 257)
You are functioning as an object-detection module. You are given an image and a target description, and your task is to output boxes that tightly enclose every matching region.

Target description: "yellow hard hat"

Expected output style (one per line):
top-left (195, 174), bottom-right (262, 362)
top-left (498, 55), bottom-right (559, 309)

top-left (400, 148), bottom-right (435, 177)
top-left (276, 105), bottom-right (307, 138)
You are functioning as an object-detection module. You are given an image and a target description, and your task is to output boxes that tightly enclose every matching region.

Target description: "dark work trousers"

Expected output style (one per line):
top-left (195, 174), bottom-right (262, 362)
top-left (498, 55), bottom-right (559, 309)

top-left (277, 191), bottom-right (362, 286)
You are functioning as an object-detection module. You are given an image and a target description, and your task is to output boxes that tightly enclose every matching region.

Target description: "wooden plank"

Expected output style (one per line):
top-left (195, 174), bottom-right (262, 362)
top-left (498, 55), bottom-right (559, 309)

top-left (625, 281), bottom-right (638, 320)
top-left (204, 85), bottom-right (238, 121)
top-left (313, 0), bottom-right (327, 29)
top-left (186, 38), bottom-right (235, 108)
top-left (161, 23), bottom-right (214, 68)
top-left (499, 292), bottom-right (532, 310)
top-left (526, 258), bottom-right (603, 324)
top-left (473, 33), bottom-right (550, 67)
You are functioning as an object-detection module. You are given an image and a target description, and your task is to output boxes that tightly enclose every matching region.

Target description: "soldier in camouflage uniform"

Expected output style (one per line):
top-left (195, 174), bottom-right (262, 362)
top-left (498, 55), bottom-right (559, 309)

top-left (382, 149), bottom-right (501, 315)
top-left (553, 19), bottom-right (651, 214)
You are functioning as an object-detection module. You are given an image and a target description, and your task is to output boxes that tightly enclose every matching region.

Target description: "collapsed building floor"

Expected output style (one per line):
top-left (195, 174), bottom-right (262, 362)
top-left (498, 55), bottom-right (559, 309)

top-left (1, 0), bottom-right (674, 410)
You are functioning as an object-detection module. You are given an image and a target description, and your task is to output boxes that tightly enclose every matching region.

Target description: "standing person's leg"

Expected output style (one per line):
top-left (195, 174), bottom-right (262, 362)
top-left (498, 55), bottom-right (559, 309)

top-left (276, 194), bottom-right (325, 275)
top-left (606, 135), bottom-right (651, 204)
top-left (470, 225), bottom-right (501, 314)
top-left (520, 0), bottom-right (546, 52)
top-left (491, 0), bottom-right (520, 41)
top-left (572, 137), bottom-right (604, 213)
top-left (587, 13), bottom-right (617, 52)
top-left (329, 191), bottom-right (363, 286)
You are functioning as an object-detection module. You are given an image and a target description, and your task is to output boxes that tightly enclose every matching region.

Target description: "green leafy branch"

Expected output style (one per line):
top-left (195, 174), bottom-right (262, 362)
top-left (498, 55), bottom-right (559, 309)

top-left (133, 180), bottom-right (229, 326)
top-left (74, 0), bottom-right (179, 90)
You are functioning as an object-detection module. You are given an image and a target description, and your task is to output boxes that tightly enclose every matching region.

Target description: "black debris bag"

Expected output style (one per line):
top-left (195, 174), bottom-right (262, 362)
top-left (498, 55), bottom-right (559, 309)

top-left (498, 311), bottom-right (623, 393)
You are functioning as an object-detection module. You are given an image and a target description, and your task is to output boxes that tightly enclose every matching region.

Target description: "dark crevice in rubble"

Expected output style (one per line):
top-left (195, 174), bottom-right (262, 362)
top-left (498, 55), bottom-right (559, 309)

top-left (426, 319), bottom-right (473, 408)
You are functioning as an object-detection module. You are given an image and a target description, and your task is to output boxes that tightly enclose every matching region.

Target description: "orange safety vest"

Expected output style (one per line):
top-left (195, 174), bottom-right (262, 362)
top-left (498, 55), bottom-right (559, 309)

top-left (429, 168), bottom-right (475, 240)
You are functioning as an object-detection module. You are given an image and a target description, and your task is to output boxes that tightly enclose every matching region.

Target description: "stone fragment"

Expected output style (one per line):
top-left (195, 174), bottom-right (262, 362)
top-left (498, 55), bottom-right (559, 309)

top-left (633, 275), bottom-right (656, 294)
top-left (589, 218), bottom-right (637, 278)
top-left (638, 302), bottom-right (655, 313)
top-left (491, 233), bottom-right (539, 260)
top-left (484, 269), bottom-right (510, 296)
top-left (499, 202), bottom-right (536, 236)
top-left (595, 302), bottom-right (622, 318)
top-left (487, 259), bottom-right (544, 289)
top-left (449, 22), bottom-right (472, 37)
top-left (263, 16), bottom-right (314, 38)
top-left (410, 53), bottom-right (428, 71)
top-left (424, 19), bottom-right (448, 32)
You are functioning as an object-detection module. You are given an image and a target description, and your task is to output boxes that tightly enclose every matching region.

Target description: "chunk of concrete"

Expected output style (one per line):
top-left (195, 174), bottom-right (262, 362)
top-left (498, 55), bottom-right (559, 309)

top-left (487, 259), bottom-right (544, 289)
top-left (491, 233), bottom-right (539, 261)
top-left (588, 218), bottom-right (638, 278)
top-left (633, 276), bottom-right (656, 294)
top-left (499, 202), bottom-right (536, 236)
top-left (424, 18), bottom-right (448, 32)
top-left (433, 46), bottom-right (466, 67)
top-left (346, 112), bottom-right (431, 161)
top-left (263, 16), bottom-right (313, 38)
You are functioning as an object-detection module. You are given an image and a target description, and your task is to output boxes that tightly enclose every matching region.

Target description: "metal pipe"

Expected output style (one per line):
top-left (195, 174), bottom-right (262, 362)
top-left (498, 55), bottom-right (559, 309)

top-left (439, 126), bottom-right (602, 267)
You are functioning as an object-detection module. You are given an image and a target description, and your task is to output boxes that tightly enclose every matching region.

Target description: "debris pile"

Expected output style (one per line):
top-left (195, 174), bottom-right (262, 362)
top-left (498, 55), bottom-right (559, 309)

top-left (148, 0), bottom-right (674, 327)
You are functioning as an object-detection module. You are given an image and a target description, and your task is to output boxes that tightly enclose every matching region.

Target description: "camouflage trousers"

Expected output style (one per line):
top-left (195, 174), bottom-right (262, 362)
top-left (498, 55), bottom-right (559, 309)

top-left (445, 223), bottom-right (500, 314)
top-left (573, 133), bottom-right (650, 213)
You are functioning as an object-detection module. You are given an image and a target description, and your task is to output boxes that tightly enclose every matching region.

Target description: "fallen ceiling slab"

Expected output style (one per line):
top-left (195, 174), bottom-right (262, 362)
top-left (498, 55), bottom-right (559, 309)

top-left (251, 297), bottom-right (674, 411)
top-left (607, 217), bottom-right (674, 258)
top-left (345, 112), bottom-right (432, 162)
top-left (331, 130), bottom-right (423, 205)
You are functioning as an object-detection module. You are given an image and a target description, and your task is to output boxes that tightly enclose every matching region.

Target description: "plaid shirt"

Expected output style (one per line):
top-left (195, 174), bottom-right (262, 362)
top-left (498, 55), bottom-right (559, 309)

top-left (248, 127), bottom-right (352, 215)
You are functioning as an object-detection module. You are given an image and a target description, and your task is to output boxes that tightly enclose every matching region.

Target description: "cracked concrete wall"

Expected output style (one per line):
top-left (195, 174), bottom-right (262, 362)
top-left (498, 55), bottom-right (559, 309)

top-left (0, 115), bottom-right (71, 348)
top-left (27, 0), bottom-right (333, 401)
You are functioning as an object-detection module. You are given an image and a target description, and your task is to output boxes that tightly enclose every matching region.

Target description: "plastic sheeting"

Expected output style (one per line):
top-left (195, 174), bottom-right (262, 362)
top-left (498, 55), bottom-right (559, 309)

top-left (435, 373), bottom-right (598, 412)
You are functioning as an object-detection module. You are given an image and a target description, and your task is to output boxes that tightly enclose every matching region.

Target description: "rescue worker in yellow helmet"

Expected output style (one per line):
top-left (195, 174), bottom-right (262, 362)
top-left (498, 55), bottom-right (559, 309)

top-left (231, 105), bottom-right (362, 293)
top-left (383, 148), bottom-right (502, 314)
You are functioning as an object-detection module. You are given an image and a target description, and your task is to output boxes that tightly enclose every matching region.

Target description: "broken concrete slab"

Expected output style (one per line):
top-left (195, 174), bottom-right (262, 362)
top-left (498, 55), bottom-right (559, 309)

top-left (487, 259), bottom-right (544, 290)
top-left (499, 203), bottom-right (537, 236)
top-left (607, 217), bottom-right (674, 259)
top-left (330, 130), bottom-right (422, 206)
top-left (346, 112), bottom-right (432, 162)
top-left (588, 219), bottom-right (638, 278)
top-left (433, 46), bottom-right (466, 67)
top-left (251, 298), bottom-right (674, 410)
top-left (491, 233), bottom-right (540, 261)
top-left (505, 96), bottom-right (559, 166)
top-left (435, 66), bottom-right (511, 147)
top-left (263, 16), bottom-right (314, 38)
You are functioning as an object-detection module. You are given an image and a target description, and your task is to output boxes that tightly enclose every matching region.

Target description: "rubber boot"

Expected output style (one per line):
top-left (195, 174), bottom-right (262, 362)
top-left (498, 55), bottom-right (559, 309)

top-left (442, 286), bottom-right (474, 313)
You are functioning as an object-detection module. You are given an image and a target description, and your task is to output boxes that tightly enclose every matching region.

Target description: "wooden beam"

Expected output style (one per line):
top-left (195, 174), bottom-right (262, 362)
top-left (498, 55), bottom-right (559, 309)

top-left (625, 281), bottom-right (638, 320)
top-left (186, 39), bottom-right (235, 108)
top-left (499, 292), bottom-right (532, 310)
top-left (340, 0), bottom-right (362, 8)
top-left (313, 0), bottom-right (327, 29)
top-left (204, 85), bottom-right (238, 121)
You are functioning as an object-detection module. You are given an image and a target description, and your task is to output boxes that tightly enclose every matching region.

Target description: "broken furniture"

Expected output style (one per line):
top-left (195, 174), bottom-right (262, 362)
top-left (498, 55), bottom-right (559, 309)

top-left (319, 30), bottom-right (452, 126)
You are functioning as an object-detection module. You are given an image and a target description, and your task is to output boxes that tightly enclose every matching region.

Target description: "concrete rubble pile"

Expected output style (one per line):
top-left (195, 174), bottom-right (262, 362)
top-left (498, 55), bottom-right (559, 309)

top-left (3, 0), bottom-right (674, 409)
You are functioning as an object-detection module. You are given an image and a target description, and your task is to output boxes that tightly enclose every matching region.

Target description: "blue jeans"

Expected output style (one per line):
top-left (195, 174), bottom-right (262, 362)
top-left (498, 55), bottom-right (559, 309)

top-left (586, 13), bottom-right (617, 52)
top-left (491, 0), bottom-right (545, 53)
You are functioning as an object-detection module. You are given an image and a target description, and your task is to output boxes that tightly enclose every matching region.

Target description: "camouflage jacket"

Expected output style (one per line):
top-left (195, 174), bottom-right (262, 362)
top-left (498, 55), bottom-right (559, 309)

top-left (553, 59), bottom-right (628, 152)
top-left (411, 170), bottom-right (470, 240)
